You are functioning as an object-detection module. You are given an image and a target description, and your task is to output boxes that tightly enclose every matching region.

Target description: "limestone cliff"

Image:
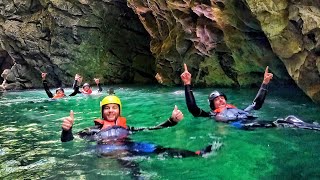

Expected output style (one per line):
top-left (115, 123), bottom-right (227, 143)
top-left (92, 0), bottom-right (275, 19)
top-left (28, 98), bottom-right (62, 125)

top-left (0, 0), bottom-right (155, 90)
top-left (127, 0), bottom-right (320, 103)
top-left (245, 0), bottom-right (320, 104)
top-left (0, 0), bottom-right (319, 104)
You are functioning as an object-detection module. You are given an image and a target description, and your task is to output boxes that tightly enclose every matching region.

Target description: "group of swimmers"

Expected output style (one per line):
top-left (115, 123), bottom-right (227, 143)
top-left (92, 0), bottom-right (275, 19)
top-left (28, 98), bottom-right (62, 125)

top-left (42, 64), bottom-right (320, 158)
top-left (41, 72), bottom-right (102, 99)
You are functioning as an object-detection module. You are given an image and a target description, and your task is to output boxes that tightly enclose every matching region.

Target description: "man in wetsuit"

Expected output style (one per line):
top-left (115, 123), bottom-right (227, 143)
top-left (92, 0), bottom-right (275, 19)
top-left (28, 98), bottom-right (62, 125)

top-left (180, 64), bottom-right (320, 131)
top-left (72, 74), bottom-right (102, 95)
top-left (180, 63), bottom-right (276, 129)
top-left (60, 91), bottom-right (218, 157)
top-left (41, 73), bottom-right (78, 99)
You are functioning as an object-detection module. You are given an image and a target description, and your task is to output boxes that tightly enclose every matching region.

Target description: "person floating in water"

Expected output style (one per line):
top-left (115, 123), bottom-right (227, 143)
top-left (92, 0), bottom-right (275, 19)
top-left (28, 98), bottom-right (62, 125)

top-left (60, 89), bottom-right (219, 157)
top-left (180, 63), bottom-right (320, 131)
top-left (41, 72), bottom-right (77, 99)
top-left (72, 74), bottom-right (102, 95)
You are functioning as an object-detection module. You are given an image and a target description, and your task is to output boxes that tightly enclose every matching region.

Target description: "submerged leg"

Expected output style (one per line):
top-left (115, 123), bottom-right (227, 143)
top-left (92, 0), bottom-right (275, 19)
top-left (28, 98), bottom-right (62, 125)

top-left (274, 115), bottom-right (320, 131)
top-left (117, 158), bottom-right (143, 180)
top-left (154, 140), bottom-right (222, 158)
top-left (96, 140), bottom-right (223, 159)
top-left (153, 146), bottom-right (199, 158)
top-left (195, 140), bottom-right (223, 157)
top-left (231, 120), bottom-right (276, 130)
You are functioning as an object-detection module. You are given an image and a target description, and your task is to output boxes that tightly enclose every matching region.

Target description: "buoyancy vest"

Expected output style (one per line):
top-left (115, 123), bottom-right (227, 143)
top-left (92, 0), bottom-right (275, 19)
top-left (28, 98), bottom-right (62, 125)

top-left (213, 104), bottom-right (237, 113)
top-left (210, 104), bottom-right (256, 121)
top-left (81, 88), bottom-right (92, 95)
top-left (94, 117), bottom-right (127, 130)
top-left (52, 93), bottom-right (66, 99)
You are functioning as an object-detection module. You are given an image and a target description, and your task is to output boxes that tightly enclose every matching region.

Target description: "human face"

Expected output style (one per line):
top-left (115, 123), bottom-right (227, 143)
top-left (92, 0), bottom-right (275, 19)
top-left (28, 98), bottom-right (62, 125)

top-left (56, 89), bottom-right (64, 95)
top-left (213, 96), bottom-right (227, 109)
top-left (103, 104), bottom-right (120, 121)
top-left (83, 86), bottom-right (90, 91)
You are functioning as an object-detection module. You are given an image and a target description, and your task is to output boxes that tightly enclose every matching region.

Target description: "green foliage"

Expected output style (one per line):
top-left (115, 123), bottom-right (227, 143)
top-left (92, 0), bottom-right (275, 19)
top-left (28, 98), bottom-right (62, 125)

top-left (71, 33), bottom-right (109, 82)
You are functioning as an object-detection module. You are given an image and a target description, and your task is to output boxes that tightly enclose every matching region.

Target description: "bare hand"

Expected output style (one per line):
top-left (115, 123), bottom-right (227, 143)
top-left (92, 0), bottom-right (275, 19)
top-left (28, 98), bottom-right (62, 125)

top-left (171, 105), bottom-right (184, 122)
top-left (263, 66), bottom-right (273, 84)
top-left (155, 73), bottom-right (163, 84)
top-left (41, 72), bottom-right (47, 80)
top-left (94, 78), bottom-right (100, 84)
top-left (180, 63), bottom-right (191, 85)
top-left (62, 110), bottom-right (75, 131)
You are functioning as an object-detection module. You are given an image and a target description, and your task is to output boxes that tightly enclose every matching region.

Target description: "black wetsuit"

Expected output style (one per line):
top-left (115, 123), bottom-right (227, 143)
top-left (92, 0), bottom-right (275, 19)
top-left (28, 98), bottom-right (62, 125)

top-left (72, 80), bottom-right (102, 94)
top-left (61, 118), bottom-right (211, 157)
top-left (42, 80), bottom-right (77, 98)
top-left (184, 84), bottom-right (320, 130)
top-left (61, 117), bottom-right (179, 142)
top-left (185, 83), bottom-right (268, 120)
top-left (185, 83), bottom-right (276, 129)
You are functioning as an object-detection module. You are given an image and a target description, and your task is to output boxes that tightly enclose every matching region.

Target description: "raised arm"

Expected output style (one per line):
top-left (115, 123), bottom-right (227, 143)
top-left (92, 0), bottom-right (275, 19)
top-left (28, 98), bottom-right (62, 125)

top-left (244, 66), bottom-right (273, 111)
top-left (61, 110), bottom-right (103, 142)
top-left (72, 74), bottom-right (82, 89)
top-left (69, 74), bottom-right (82, 96)
top-left (128, 105), bottom-right (183, 132)
top-left (41, 73), bottom-right (53, 98)
top-left (94, 78), bottom-right (102, 92)
top-left (181, 64), bottom-right (209, 117)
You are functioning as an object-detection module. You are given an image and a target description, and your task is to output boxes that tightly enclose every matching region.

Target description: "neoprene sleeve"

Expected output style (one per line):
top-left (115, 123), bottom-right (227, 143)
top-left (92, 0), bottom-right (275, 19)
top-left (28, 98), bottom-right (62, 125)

top-left (97, 84), bottom-right (102, 92)
top-left (42, 80), bottom-right (53, 98)
top-left (251, 83), bottom-right (268, 110)
top-left (129, 118), bottom-right (178, 132)
top-left (60, 118), bottom-right (178, 142)
top-left (61, 128), bottom-right (74, 142)
top-left (72, 80), bottom-right (81, 94)
top-left (185, 85), bottom-right (209, 117)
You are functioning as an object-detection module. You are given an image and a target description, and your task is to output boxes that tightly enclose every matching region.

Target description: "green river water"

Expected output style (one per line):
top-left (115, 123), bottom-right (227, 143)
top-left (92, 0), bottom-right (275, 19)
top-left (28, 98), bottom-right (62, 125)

top-left (0, 85), bottom-right (320, 179)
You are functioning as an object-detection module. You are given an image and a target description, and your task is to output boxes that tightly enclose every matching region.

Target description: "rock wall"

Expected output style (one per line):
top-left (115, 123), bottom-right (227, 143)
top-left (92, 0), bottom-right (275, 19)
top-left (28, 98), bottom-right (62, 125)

top-left (1, 0), bottom-right (319, 103)
top-left (127, 0), bottom-right (291, 87)
top-left (127, 0), bottom-right (320, 103)
top-left (245, 0), bottom-right (320, 103)
top-left (0, 0), bottom-right (155, 90)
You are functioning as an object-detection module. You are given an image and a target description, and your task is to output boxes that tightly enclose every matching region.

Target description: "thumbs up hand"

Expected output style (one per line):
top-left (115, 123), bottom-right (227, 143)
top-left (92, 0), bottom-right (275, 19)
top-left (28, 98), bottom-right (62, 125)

top-left (62, 110), bottom-right (75, 131)
top-left (180, 63), bottom-right (192, 85)
top-left (171, 105), bottom-right (184, 122)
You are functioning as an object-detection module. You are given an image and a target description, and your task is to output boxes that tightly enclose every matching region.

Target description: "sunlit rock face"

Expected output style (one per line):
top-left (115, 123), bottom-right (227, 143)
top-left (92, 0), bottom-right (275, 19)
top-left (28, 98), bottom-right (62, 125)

top-left (128, 0), bottom-right (320, 103)
top-left (0, 0), bottom-right (319, 103)
top-left (245, 0), bottom-right (320, 103)
top-left (127, 0), bottom-right (291, 86)
top-left (0, 0), bottom-right (155, 90)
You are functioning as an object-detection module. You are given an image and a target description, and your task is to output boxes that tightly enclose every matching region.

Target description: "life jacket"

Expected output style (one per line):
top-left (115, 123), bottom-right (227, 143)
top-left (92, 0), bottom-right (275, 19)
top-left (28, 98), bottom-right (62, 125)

top-left (81, 88), bottom-right (92, 95)
top-left (52, 93), bottom-right (65, 99)
top-left (213, 104), bottom-right (237, 113)
top-left (94, 117), bottom-right (127, 130)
